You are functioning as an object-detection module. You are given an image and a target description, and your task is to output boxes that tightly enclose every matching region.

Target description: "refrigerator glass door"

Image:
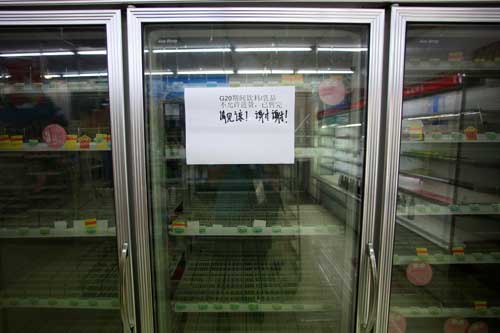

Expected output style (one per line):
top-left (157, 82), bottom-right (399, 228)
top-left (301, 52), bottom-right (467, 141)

top-left (388, 23), bottom-right (500, 332)
top-left (142, 22), bottom-right (374, 332)
top-left (0, 23), bottom-right (126, 332)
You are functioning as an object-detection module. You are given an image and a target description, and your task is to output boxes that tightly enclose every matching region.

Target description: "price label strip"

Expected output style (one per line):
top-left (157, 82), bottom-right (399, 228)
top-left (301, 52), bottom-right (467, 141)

top-left (416, 247), bottom-right (429, 257)
top-left (452, 246), bottom-right (465, 256)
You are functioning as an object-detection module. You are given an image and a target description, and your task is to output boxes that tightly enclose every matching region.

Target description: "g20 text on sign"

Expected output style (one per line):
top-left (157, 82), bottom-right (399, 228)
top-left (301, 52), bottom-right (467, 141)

top-left (185, 86), bottom-right (295, 165)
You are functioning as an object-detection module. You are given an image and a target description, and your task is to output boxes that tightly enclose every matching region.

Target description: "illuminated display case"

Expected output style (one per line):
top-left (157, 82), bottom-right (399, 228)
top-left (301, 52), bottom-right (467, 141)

top-left (379, 7), bottom-right (500, 333)
top-left (0, 11), bottom-right (135, 333)
top-left (127, 7), bottom-right (384, 333)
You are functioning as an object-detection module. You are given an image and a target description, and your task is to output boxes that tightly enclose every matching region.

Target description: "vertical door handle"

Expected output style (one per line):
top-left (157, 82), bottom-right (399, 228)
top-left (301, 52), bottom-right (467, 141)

top-left (362, 242), bottom-right (379, 332)
top-left (119, 242), bottom-right (135, 332)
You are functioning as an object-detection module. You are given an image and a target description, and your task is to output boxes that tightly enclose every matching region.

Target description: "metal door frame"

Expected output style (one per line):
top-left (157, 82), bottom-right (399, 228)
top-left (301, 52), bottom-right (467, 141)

top-left (1, 0), bottom-right (500, 6)
top-left (0, 10), bottom-right (136, 333)
top-left (128, 7), bottom-right (384, 332)
top-left (377, 6), bottom-right (500, 333)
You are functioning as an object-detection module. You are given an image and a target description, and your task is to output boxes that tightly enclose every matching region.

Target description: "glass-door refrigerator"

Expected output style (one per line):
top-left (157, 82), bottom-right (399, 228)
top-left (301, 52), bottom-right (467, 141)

top-left (128, 7), bottom-right (384, 333)
top-left (0, 10), bottom-right (135, 333)
top-left (379, 7), bottom-right (500, 333)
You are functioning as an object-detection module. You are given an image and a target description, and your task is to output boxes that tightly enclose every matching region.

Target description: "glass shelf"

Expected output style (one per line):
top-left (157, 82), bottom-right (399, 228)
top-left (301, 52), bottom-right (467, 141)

top-left (173, 302), bottom-right (332, 313)
top-left (0, 143), bottom-right (111, 152)
top-left (390, 306), bottom-right (500, 318)
top-left (0, 297), bottom-right (118, 310)
top-left (0, 225), bottom-right (116, 239)
top-left (405, 60), bottom-right (500, 73)
top-left (402, 132), bottom-right (500, 144)
top-left (179, 313), bottom-right (338, 332)
top-left (0, 239), bottom-right (118, 309)
top-left (169, 224), bottom-right (343, 237)
top-left (393, 253), bottom-right (500, 265)
top-left (397, 201), bottom-right (500, 216)
top-left (172, 250), bottom-right (336, 313)
top-left (0, 83), bottom-right (109, 94)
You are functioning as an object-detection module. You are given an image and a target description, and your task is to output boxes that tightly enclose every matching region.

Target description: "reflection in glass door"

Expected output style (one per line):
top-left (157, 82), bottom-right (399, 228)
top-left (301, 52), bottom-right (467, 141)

top-left (129, 9), bottom-right (384, 333)
top-left (144, 22), bottom-right (368, 332)
top-left (382, 8), bottom-right (500, 333)
top-left (0, 12), bottom-right (133, 333)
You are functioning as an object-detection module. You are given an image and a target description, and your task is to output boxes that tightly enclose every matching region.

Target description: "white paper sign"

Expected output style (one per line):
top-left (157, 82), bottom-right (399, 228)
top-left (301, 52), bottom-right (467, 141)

top-left (185, 86), bottom-right (295, 165)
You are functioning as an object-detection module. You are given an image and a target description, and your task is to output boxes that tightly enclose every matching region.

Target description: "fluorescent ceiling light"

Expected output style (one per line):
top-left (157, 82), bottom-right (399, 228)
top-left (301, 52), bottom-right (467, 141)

top-left (0, 52), bottom-right (41, 57)
top-left (177, 70), bottom-right (234, 75)
top-left (297, 69), bottom-right (354, 74)
top-left (238, 69), bottom-right (271, 74)
top-left (235, 47), bottom-right (312, 52)
top-left (144, 71), bottom-right (174, 76)
top-left (153, 48), bottom-right (231, 54)
top-left (41, 51), bottom-right (74, 56)
top-left (0, 51), bottom-right (74, 57)
top-left (237, 69), bottom-right (294, 74)
top-left (62, 72), bottom-right (108, 78)
top-left (271, 69), bottom-right (294, 74)
top-left (77, 50), bottom-right (107, 55)
top-left (317, 47), bottom-right (368, 52)
top-left (44, 74), bottom-right (61, 79)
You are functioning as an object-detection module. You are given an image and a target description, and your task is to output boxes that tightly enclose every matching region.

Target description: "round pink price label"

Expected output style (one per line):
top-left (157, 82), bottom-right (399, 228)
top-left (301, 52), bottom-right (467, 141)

top-left (444, 317), bottom-right (470, 333)
top-left (406, 261), bottom-right (433, 286)
top-left (42, 124), bottom-right (67, 148)
top-left (389, 312), bottom-right (407, 333)
top-left (319, 78), bottom-right (346, 106)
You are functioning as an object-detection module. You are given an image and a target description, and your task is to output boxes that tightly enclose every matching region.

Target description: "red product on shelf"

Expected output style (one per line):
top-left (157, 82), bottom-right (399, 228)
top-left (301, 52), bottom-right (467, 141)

top-left (464, 126), bottom-right (478, 140)
top-left (468, 322), bottom-right (489, 333)
top-left (403, 74), bottom-right (462, 99)
top-left (444, 318), bottom-right (470, 333)
top-left (406, 261), bottom-right (433, 286)
top-left (389, 312), bottom-right (407, 333)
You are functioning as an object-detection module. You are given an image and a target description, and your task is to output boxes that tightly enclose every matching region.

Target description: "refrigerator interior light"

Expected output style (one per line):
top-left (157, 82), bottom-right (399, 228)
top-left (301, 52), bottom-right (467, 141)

top-left (41, 51), bottom-right (75, 56)
top-left (0, 52), bottom-right (41, 57)
top-left (237, 69), bottom-right (294, 74)
top-left (44, 74), bottom-right (61, 79)
top-left (297, 69), bottom-right (354, 74)
top-left (62, 72), bottom-right (108, 78)
top-left (235, 47), bottom-right (312, 52)
top-left (317, 47), bottom-right (368, 52)
top-left (77, 50), bottom-right (107, 55)
top-left (144, 71), bottom-right (174, 76)
top-left (271, 69), bottom-right (295, 74)
top-left (153, 48), bottom-right (231, 53)
top-left (238, 69), bottom-right (272, 74)
top-left (177, 70), bottom-right (234, 75)
top-left (0, 51), bottom-right (75, 57)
